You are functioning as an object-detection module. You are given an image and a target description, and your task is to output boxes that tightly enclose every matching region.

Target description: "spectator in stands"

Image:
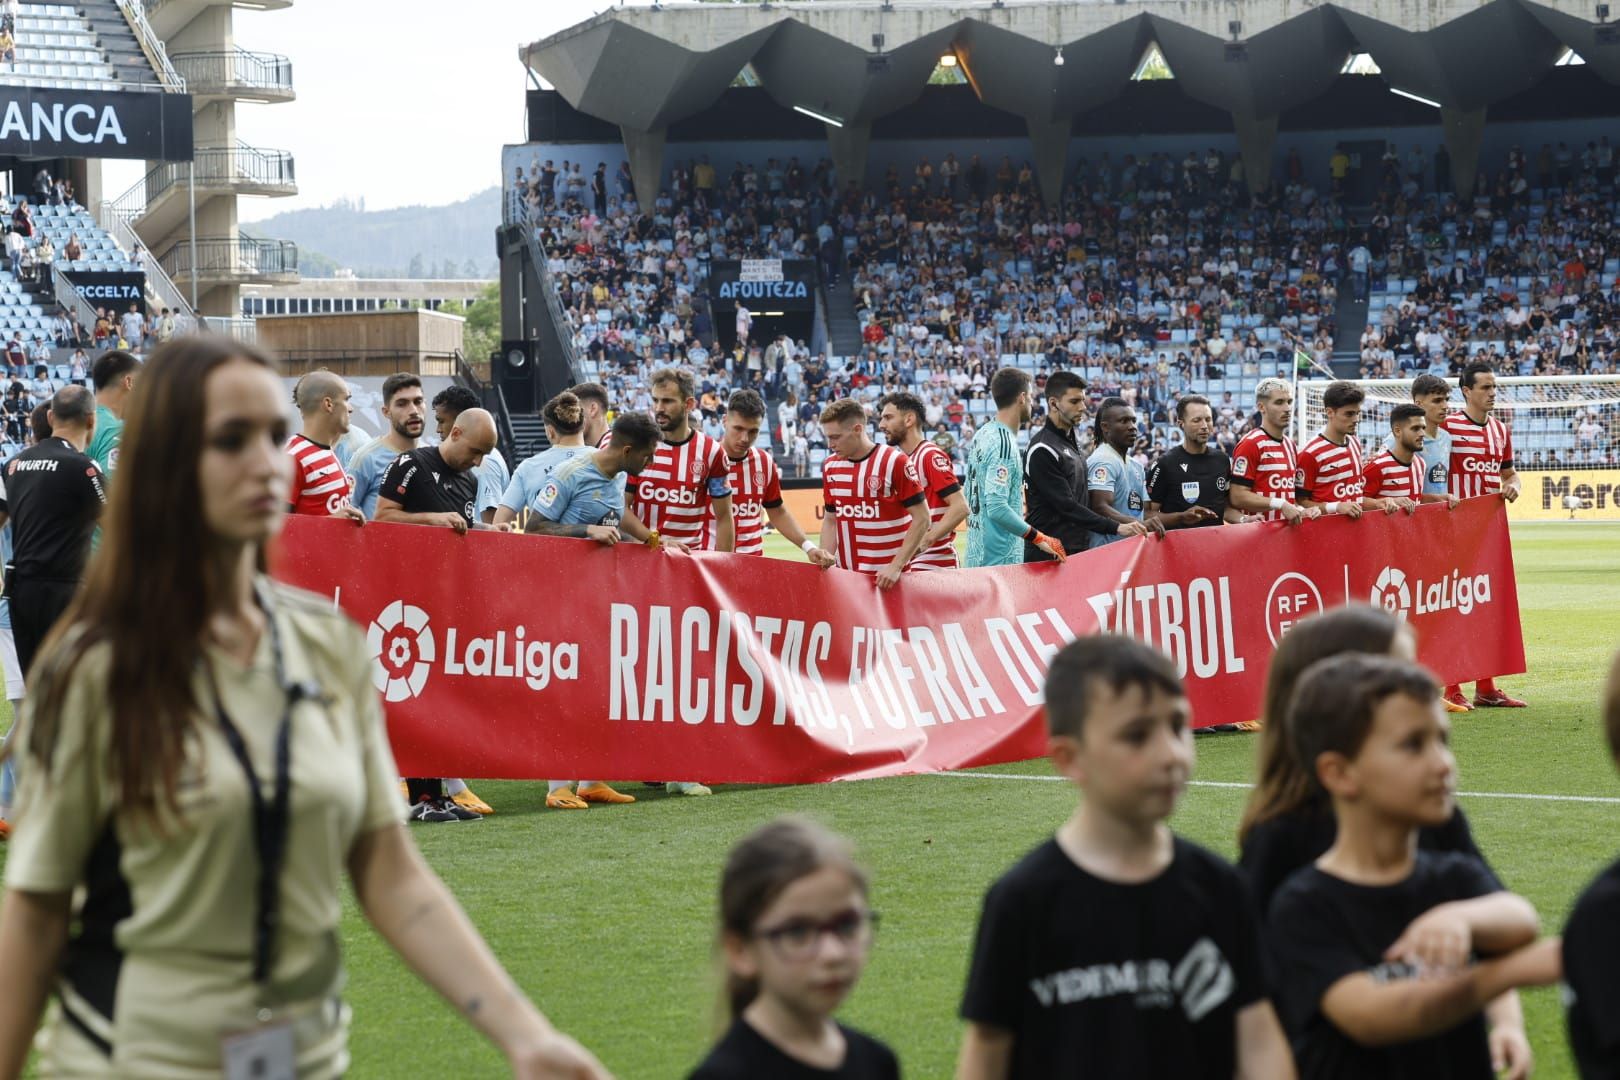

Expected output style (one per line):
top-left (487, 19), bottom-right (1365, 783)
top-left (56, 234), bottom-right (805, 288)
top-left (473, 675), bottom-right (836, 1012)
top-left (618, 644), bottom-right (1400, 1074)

top-left (4, 333), bottom-right (23, 375)
top-left (50, 309), bottom-right (71, 348)
top-left (0, 26), bottom-right (13, 67)
top-left (2, 383), bottom-right (26, 444)
top-left (16, 242), bottom-right (34, 284)
top-left (62, 233), bottom-right (81, 263)
top-left (4, 227), bottom-right (21, 278)
top-left (120, 304), bottom-right (146, 350)
top-left (68, 349), bottom-right (87, 384)
top-left (31, 168), bottom-right (49, 204)
top-left (1, 0), bottom-right (15, 36)
top-left (27, 338), bottom-right (48, 369)
top-left (92, 308), bottom-right (111, 347)
top-left (10, 200), bottom-right (30, 240)
top-left (155, 307), bottom-right (176, 345)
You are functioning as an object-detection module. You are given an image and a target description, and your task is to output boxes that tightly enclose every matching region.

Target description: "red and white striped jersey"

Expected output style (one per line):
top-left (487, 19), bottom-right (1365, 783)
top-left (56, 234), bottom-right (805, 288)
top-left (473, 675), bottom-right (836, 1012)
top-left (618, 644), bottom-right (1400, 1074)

top-left (1361, 448), bottom-right (1424, 500)
top-left (1299, 431), bottom-right (1366, 505)
top-left (1228, 428), bottom-right (1301, 522)
top-left (1444, 411), bottom-right (1514, 499)
top-left (907, 438), bottom-right (961, 570)
top-left (285, 433), bottom-right (353, 516)
top-left (821, 444), bottom-right (926, 574)
top-left (627, 430), bottom-right (732, 549)
top-left (715, 447), bottom-right (783, 556)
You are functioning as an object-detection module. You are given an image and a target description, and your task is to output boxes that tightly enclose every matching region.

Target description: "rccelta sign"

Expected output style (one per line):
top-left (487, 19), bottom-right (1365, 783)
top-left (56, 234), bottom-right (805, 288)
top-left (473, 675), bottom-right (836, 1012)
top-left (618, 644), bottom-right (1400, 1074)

top-left (0, 89), bottom-right (192, 160)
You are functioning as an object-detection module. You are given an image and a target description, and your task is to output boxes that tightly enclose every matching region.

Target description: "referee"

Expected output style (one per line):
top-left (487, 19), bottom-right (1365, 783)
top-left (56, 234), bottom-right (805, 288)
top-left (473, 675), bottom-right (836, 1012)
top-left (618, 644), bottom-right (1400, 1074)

top-left (1145, 394), bottom-right (1236, 529)
top-left (0, 385), bottom-right (104, 678)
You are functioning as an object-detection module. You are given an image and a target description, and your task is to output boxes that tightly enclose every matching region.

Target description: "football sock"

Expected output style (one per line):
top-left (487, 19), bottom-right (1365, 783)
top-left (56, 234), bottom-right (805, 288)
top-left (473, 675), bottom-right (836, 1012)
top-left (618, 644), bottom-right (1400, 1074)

top-left (549, 781), bottom-right (573, 794)
top-left (445, 778), bottom-right (468, 796)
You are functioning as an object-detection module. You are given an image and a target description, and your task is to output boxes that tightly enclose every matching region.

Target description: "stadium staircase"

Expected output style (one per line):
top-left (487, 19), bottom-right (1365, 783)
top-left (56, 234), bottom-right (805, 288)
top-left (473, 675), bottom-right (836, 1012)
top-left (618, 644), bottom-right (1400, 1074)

top-left (508, 414), bottom-right (550, 464)
top-left (823, 277), bottom-right (864, 357)
top-left (0, 2), bottom-right (172, 91)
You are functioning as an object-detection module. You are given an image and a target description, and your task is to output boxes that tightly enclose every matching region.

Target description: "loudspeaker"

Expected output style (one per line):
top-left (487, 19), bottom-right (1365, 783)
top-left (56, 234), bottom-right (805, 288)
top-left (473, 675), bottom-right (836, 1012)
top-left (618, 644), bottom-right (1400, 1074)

top-left (497, 340), bottom-right (537, 412)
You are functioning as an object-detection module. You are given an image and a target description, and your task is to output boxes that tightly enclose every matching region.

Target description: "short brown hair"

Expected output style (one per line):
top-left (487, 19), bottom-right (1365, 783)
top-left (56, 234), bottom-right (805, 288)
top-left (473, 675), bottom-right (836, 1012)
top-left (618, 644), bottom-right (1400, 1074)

top-left (1288, 655), bottom-right (1439, 792)
top-left (1321, 381), bottom-right (1366, 412)
top-left (819, 398), bottom-right (866, 426)
top-left (650, 366), bottom-right (695, 401)
top-left (878, 391), bottom-right (926, 427)
top-left (381, 372), bottom-right (421, 405)
top-left (570, 382), bottom-right (610, 412)
top-left (1044, 635), bottom-right (1184, 739)
top-left (726, 388), bottom-right (765, 420)
top-left (1410, 374), bottom-right (1450, 400)
top-left (989, 367), bottom-right (1030, 409)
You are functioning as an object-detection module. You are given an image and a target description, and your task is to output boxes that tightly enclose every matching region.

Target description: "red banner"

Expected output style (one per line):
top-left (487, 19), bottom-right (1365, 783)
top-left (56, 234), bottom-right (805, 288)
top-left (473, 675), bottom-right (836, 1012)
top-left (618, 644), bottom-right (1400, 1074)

top-left (272, 499), bottom-right (1524, 784)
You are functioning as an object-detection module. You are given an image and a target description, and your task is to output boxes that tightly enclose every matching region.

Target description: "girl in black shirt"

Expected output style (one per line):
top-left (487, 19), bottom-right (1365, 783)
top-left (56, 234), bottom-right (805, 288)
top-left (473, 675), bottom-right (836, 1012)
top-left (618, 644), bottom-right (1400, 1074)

top-left (1238, 604), bottom-right (1530, 1079)
top-left (689, 818), bottom-right (899, 1080)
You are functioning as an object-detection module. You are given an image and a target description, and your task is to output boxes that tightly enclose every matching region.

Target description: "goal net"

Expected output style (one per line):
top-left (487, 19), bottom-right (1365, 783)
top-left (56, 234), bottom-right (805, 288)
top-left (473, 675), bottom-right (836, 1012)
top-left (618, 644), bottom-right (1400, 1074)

top-left (1296, 374), bottom-right (1620, 521)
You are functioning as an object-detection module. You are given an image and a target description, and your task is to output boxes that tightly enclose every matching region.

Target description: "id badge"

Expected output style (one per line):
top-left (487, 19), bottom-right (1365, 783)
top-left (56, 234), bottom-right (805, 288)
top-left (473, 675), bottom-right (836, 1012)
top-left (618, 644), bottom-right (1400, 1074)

top-left (222, 1020), bottom-right (296, 1080)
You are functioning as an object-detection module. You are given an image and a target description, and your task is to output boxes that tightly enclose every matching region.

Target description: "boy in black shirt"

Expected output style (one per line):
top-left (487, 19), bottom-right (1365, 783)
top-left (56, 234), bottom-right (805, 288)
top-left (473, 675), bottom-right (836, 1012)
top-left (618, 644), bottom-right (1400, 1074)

top-left (957, 636), bottom-right (1293, 1079)
top-left (1564, 653), bottom-right (1620, 1077)
top-left (1146, 394), bottom-right (1240, 528)
top-left (1268, 655), bottom-right (1559, 1079)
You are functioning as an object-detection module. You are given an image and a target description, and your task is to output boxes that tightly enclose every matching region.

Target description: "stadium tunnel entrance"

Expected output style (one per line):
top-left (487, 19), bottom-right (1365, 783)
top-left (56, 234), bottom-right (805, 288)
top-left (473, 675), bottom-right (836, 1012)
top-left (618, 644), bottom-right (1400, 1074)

top-left (720, 306), bottom-right (815, 355)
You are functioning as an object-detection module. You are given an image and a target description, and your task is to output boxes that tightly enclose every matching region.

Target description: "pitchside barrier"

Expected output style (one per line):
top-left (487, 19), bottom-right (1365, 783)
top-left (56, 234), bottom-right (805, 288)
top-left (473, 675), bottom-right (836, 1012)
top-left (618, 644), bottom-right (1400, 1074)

top-left (274, 500), bottom-right (1522, 785)
top-left (1509, 469), bottom-right (1620, 521)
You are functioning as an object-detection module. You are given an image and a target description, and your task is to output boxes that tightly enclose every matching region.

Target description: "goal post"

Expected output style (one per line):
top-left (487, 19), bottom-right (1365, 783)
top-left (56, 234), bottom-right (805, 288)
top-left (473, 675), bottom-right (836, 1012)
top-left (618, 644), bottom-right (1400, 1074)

top-left (1296, 374), bottom-right (1620, 521)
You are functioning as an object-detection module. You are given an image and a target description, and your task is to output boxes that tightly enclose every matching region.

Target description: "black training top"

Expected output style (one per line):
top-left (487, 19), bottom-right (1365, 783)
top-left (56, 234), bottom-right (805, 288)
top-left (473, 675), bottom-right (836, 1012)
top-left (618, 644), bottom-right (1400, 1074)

top-left (1, 438), bottom-right (106, 581)
top-left (688, 1019), bottom-right (900, 1080)
top-left (380, 446), bottom-right (477, 527)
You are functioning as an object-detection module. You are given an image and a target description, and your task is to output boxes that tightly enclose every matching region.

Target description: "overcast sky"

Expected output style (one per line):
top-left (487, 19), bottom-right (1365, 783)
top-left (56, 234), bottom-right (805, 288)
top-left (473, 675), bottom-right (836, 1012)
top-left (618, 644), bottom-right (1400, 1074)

top-left (104, 0), bottom-right (622, 219)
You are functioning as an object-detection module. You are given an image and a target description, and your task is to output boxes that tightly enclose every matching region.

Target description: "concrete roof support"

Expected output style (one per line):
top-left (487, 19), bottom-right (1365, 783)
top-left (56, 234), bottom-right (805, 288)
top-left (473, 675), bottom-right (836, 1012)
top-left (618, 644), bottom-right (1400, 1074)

top-left (620, 125), bottom-right (667, 213)
top-left (1231, 112), bottom-right (1278, 195)
top-left (1441, 106), bottom-right (1487, 199)
top-left (826, 120), bottom-right (873, 197)
top-left (1025, 115), bottom-right (1070, 205)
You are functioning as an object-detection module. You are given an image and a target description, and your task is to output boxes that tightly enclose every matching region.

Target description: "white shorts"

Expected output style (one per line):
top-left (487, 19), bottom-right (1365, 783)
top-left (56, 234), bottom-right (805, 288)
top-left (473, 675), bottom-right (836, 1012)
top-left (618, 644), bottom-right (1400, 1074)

top-left (0, 623), bottom-right (22, 700)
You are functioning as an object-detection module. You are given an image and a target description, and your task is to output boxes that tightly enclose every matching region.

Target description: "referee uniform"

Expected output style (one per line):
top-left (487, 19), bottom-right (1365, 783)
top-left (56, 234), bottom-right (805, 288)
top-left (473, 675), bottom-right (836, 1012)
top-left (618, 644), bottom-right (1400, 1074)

top-left (1, 435), bottom-right (105, 677)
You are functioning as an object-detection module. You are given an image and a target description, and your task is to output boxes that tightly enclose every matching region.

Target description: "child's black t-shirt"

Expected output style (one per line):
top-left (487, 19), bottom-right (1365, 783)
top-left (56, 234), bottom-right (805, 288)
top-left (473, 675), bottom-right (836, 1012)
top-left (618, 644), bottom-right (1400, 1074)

top-left (1267, 850), bottom-right (1502, 1080)
top-left (687, 1018), bottom-right (899, 1080)
top-left (959, 835), bottom-right (1266, 1079)
top-left (1240, 802), bottom-right (1498, 917)
top-left (1565, 857), bottom-right (1620, 1078)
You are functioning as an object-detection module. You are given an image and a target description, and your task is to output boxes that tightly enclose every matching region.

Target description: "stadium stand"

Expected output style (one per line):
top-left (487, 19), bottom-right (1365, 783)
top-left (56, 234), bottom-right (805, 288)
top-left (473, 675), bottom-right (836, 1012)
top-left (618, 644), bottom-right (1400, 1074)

top-left (0, 3), bottom-right (129, 91)
top-left (508, 141), bottom-right (1618, 479)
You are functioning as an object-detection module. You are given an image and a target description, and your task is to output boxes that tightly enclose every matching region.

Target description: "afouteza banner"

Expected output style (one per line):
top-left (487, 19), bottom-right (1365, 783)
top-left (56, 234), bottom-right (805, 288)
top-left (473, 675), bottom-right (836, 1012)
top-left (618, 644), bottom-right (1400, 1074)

top-left (272, 499), bottom-right (1524, 784)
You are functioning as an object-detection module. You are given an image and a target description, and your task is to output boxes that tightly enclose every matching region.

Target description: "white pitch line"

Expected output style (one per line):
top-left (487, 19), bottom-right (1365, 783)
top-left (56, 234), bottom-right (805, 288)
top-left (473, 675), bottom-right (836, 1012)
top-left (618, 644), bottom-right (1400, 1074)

top-left (934, 771), bottom-right (1620, 806)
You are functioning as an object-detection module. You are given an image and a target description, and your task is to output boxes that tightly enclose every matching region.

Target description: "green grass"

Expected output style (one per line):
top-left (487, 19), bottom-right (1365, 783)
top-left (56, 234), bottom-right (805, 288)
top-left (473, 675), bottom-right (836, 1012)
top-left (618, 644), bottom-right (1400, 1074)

top-left (15, 524), bottom-right (1620, 1077)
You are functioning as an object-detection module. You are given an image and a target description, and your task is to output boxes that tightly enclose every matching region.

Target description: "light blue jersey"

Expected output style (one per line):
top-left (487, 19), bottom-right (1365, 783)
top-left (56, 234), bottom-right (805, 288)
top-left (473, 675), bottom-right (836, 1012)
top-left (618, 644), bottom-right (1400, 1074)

top-left (500, 444), bottom-right (591, 514)
top-left (1085, 444), bottom-right (1146, 549)
top-left (532, 453), bottom-right (627, 527)
top-left (345, 437), bottom-right (408, 519)
top-left (476, 447), bottom-right (510, 520)
top-left (1386, 426), bottom-right (1454, 496)
top-left (963, 419), bottom-right (1031, 568)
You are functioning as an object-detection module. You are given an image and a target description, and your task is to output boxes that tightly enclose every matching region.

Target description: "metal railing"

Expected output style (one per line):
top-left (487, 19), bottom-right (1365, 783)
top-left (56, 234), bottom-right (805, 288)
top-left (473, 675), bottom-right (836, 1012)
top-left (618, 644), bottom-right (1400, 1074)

top-left (158, 235), bottom-right (298, 280)
top-left (50, 264), bottom-right (100, 336)
top-left (509, 201), bottom-right (584, 386)
top-left (116, 0), bottom-right (185, 91)
top-left (96, 190), bottom-right (197, 324)
top-left (170, 48), bottom-right (292, 95)
top-left (141, 142), bottom-right (296, 203)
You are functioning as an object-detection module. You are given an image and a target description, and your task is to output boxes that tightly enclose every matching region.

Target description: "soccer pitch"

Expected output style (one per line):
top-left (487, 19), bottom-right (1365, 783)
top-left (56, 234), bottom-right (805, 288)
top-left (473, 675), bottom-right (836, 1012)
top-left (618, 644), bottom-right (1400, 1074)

top-left (14, 523), bottom-right (1620, 1078)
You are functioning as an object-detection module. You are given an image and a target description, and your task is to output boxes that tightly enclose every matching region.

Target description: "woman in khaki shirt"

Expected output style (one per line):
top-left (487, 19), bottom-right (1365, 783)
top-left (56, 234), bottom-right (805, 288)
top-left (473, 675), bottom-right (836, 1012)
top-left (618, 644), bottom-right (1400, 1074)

top-left (0, 337), bottom-right (609, 1079)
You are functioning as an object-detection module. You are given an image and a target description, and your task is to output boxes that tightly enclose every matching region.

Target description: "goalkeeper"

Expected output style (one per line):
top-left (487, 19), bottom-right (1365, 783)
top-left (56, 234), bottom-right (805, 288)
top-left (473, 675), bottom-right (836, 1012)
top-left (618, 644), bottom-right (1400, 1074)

top-left (963, 367), bottom-right (1067, 567)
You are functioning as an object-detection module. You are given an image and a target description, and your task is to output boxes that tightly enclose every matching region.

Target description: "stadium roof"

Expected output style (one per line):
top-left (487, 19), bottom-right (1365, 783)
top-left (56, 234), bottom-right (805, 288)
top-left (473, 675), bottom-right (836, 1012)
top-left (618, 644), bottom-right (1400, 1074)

top-left (520, 0), bottom-right (1618, 204)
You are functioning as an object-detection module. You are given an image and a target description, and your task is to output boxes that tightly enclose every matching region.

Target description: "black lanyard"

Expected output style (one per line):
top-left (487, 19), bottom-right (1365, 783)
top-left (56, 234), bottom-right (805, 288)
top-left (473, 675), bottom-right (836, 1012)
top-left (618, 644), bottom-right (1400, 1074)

top-left (207, 585), bottom-right (317, 988)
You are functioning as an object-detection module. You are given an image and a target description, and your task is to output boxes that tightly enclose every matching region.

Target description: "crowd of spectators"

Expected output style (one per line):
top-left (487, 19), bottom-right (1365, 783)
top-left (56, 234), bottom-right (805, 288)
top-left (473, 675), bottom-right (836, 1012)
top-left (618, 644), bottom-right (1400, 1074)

top-left (508, 140), bottom-right (1619, 475)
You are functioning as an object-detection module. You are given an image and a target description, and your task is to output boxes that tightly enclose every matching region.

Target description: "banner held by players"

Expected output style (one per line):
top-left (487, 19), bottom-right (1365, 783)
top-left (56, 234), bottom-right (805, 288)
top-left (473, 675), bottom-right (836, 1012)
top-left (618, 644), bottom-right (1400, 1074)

top-left (273, 500), bottom-right (1524, 784)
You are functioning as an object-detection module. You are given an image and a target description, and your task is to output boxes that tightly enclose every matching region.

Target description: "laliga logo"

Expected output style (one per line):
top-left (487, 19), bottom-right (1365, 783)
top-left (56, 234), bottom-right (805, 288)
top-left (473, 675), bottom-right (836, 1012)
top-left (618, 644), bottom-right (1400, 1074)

top-left (368, 600), bottom-right (581, 698)
top-left (368, 600), bottom-right (435, 702)
top-left (1371, 566), bottom-right (1492, 617)
top-left (1372, 567), bottom-right (1412, 617)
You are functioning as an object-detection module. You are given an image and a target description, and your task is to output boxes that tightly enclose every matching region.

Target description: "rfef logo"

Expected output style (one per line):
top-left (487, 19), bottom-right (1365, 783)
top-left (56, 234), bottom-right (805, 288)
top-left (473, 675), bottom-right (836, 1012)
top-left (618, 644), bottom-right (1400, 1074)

top-left (368, 600), bottom-right (435, 702)
top-left (1264, 571), bottom-right (1323, 646)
